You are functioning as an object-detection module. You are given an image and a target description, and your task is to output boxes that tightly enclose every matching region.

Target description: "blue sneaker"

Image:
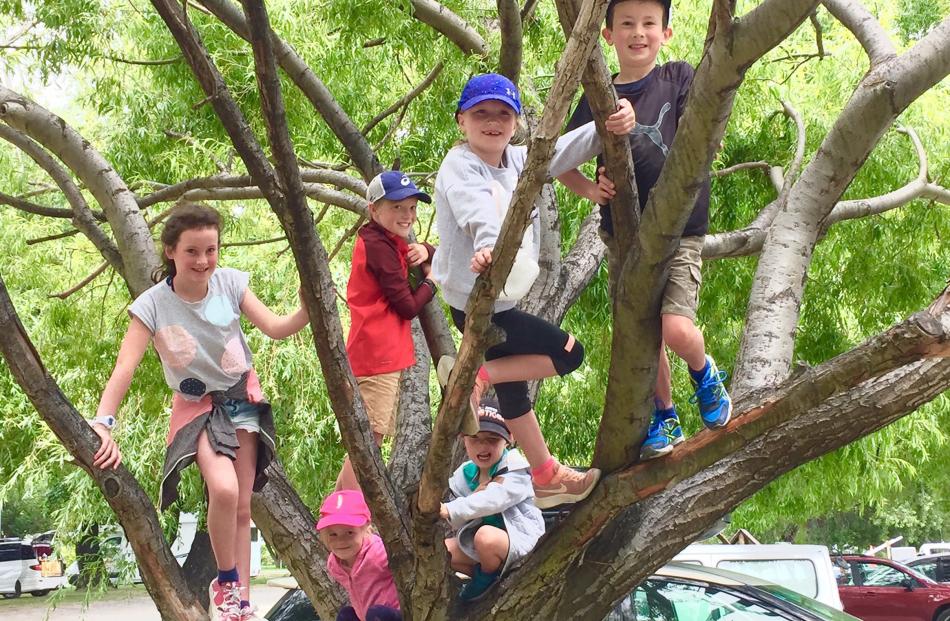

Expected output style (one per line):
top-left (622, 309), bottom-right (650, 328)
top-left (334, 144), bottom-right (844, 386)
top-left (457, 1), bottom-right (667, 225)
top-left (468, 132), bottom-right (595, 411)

top-left (459, 564), bottom-right (500, 601)
top-left (639, 407), bottom-right (685, 460)
top-left (689, 355), bottom-right (732, 429)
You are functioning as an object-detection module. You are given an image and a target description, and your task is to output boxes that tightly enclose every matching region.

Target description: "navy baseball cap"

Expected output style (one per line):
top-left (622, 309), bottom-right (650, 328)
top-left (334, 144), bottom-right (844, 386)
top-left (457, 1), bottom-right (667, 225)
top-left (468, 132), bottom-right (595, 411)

top-left (366, 171), bottom-right (431, 204)
top-left (457, 73), bottom-right (522, 115)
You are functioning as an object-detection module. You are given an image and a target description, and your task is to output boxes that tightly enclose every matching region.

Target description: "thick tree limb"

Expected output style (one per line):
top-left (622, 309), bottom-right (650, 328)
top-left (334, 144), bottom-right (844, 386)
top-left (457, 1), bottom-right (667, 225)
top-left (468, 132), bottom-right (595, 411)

top-left (556, 356), bottom-right (950, 620)
top-left (0, 89), bottom-right (158, 297)
top-left (822, 0), bottom-right (896, 66)
top-left (0, 277), bottom-right (206, 621)
top-left (479, 293), bottom-right (950, 619)
top-left (196, 0), bottom-right (382, 179)
top-left (733, 16), bottom-right (950, 396)
top-left (497, 0), bottom-right (523, 83)
top-left (408, 0), bottom-right (488, 57)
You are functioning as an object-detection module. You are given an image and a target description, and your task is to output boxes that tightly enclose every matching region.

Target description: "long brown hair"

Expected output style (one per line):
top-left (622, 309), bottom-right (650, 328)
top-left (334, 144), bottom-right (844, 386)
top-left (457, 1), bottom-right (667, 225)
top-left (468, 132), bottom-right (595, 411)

top-left (152, 201), bottom-right (222, 283)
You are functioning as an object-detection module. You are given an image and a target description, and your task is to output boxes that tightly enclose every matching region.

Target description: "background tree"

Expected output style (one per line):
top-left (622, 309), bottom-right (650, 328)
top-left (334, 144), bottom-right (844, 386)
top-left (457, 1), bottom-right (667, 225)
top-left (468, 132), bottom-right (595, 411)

top-left (0, 0), bottom-right (948, 619)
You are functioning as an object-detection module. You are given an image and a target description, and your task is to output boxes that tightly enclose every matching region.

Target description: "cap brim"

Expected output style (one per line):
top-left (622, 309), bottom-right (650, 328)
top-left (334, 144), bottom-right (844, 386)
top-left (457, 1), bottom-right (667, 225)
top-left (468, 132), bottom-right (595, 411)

top-left (374, 186), bottom-right (432, 203)
top-left (458, 94), bottom-right (521, 114)
top-left (316, 514), bottom-right (370, 530)
top-left (476, 421), bottom-right (511, 443)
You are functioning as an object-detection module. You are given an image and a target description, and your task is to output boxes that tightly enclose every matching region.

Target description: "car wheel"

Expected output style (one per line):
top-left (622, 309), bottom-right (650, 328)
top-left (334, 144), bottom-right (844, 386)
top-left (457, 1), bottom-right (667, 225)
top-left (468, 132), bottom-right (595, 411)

top-left (935, 609), bottom-right (950, 621)
top-left (30, 590), bottom-right (50, 597)
top-left (1, 581), bottom-right (22, 599)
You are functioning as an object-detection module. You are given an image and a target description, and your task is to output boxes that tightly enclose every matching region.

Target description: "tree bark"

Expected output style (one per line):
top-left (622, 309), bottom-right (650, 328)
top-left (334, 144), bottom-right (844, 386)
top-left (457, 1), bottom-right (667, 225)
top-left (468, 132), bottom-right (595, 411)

top-left (733, 16), bottom-right (950, 397)
top-left (0, 277), bottom-right (205, 621)
top-left (0, 88), bottom-right (159, 297)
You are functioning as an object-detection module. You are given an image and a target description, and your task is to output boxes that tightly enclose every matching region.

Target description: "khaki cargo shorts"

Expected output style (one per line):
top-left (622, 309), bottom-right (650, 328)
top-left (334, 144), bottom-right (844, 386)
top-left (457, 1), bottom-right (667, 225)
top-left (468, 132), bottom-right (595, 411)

top-left (356, 371), bottom-right (401, 436)
top-left (661, 235), bottom-right (704, 322)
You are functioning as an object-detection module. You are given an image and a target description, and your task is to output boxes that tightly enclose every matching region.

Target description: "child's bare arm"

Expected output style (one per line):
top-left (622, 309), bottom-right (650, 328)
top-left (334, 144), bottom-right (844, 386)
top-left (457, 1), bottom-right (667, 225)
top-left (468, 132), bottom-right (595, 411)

top-left (557, 167), bottom-right (616, 204)
top-left (93, 316), bottom-right (152, 470)
top-left (241, 287), bottom-right (309, 339)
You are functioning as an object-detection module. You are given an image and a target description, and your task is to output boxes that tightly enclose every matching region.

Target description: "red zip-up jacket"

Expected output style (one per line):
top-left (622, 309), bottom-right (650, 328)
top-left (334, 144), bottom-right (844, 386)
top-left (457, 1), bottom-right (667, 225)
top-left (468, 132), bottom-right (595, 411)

top-left (346, 220), bottom-right (436, 376)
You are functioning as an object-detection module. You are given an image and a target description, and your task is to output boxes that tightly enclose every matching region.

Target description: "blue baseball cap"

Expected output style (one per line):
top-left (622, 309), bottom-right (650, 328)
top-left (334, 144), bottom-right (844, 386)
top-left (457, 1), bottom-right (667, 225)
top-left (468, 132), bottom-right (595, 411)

top-left (366, 171), bottom-right (431, 204)
top-left (457, 73), bottom-right (522, 115)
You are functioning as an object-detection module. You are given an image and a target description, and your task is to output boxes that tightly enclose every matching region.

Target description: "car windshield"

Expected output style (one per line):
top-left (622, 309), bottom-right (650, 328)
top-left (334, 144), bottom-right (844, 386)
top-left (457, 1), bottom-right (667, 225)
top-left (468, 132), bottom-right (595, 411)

top-left (605, 578), bottom-right (807, 620)
top-left (758, 584), bottom-right (856, 620)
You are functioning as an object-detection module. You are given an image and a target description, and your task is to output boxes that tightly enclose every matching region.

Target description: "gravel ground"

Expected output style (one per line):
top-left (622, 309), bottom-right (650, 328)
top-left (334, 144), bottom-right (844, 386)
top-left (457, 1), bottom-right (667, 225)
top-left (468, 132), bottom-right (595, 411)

top-left (0, 583), bottom-right (289, 621)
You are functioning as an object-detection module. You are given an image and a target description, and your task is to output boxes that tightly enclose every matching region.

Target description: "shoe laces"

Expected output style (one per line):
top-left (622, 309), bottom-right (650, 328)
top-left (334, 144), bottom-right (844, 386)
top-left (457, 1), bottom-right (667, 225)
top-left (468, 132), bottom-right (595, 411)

top-left (215, 582), bottom-right (242, 612)
top-left (689, 369), bottom-right (729, 406)
top-left (553, 465), bottom-right (587, 484)
top-left (238, 604), bottom-right (259, 620)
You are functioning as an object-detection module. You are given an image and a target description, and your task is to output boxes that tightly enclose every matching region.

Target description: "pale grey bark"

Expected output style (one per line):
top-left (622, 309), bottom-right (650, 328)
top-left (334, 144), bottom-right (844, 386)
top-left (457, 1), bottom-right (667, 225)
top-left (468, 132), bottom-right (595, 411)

top-left (0, 125), bottom-right (123, 274)
top-left (0, 87), bottom-right (159, 296)
top-left (409, 0), bottom-right (488, 57)
top-left (821, 0), bottom-right (897, 65)
top-left (733, 17), bottom-right (950, 396)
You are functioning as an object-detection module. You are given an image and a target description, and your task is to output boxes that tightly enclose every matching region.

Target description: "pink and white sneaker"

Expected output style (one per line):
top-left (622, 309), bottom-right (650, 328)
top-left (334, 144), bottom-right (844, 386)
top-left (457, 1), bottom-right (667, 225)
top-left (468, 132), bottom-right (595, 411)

top-left (208, 579), bottom-right (242, 621)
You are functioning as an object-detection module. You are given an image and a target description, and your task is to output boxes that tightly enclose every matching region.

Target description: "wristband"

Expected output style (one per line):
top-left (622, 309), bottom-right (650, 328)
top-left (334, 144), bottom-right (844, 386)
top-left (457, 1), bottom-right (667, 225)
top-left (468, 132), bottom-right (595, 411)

top-left (422, 278), bottom-right (437, 294)
top-left (90, 415), bottom-right (116, 430)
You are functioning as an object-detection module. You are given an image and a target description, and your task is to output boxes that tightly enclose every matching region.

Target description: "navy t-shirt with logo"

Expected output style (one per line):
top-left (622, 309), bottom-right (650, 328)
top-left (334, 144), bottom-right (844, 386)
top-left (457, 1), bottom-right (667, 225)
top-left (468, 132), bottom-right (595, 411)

top-left (565, 61), bottom-right (710, 238)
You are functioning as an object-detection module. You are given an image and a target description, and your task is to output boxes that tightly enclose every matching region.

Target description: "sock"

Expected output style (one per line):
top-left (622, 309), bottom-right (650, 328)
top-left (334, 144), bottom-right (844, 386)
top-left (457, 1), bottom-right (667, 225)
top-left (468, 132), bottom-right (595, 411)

top-left (531, 457), bottom-right (558, 484)
top-left (241, 600), bottom-right (250, 609)
top-left (653, 399), bottom-right (676, 418)
top-left (477, 366), bottom-right (491, 383)
top-left (217, 567), bottom-right (239, 584)
top-left (688, 357), bottom-right (710, 383)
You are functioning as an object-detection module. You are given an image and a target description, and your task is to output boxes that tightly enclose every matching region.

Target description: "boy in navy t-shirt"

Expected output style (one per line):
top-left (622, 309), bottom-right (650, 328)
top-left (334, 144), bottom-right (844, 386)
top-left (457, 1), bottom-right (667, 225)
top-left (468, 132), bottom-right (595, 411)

top-left (561, 0), bottom-right (732, 460)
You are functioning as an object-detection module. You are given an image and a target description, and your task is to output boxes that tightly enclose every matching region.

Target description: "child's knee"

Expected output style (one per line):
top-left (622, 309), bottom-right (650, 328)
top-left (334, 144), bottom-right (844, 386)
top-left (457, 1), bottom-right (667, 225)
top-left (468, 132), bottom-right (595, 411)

top-left (474, 526), bottom-right (508, 553)
top-left (206, 479), bottom-right (240, 507)
top-left (662, 314), bottom-right (698, 345)
top-left (554, 335), bottom-right (584, 375)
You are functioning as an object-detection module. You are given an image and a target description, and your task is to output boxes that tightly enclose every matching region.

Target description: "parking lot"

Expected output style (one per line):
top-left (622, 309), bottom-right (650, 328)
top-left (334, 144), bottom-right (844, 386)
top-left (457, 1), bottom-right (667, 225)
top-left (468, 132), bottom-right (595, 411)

top-left (0, 583), bottom-right (287, 620)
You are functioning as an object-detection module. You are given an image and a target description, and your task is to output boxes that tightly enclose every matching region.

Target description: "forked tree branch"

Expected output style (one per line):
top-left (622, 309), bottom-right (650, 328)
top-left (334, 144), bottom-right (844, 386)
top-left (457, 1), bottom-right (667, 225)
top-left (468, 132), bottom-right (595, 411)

top-left (0, 89), bottom-right (159, 297)
top-left (822, 0), bottom-right (896, 66)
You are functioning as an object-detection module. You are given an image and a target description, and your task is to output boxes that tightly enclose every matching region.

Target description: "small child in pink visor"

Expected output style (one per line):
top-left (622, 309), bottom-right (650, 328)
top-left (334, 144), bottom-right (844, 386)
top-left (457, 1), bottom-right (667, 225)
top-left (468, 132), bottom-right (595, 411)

top-left (318, 490), bottom-right (402, 621)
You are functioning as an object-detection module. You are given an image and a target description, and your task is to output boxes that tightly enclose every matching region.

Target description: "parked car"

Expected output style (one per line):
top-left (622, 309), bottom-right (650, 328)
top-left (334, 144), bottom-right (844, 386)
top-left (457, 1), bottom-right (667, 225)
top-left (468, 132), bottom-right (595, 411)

top-left (264, 562), bottom-right (860, 621)
top-left (673, 543), bottom-right (843, 609)
top-left (907, 554), bottom-right (950, 583)
top-left (0, 538), bottom-right (66, 598)
top-left (835, 554), bottom-right (950, 621)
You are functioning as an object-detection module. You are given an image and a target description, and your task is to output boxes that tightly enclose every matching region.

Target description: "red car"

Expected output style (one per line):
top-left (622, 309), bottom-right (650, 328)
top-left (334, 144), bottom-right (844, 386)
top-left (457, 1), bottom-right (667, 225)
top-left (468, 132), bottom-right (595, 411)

top-left (836, 554), bottom-right (950, 621)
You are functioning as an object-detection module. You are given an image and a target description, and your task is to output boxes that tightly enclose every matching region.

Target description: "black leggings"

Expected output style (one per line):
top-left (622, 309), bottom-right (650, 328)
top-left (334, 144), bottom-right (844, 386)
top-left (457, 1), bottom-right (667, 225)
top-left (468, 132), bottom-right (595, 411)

top-left (450, 307), bottom-right (585, 420)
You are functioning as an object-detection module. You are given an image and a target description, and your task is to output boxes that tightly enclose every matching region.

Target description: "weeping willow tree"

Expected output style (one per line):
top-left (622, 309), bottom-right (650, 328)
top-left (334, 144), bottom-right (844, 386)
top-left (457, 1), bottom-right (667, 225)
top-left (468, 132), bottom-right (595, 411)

top-left (0, 0), bottom-right (949, 619)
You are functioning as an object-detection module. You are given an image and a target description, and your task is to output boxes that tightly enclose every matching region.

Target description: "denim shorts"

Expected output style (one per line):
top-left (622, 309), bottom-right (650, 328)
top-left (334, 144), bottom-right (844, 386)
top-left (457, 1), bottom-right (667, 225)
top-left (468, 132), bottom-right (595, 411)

top-left (222, 399), bottom-right (261, 434)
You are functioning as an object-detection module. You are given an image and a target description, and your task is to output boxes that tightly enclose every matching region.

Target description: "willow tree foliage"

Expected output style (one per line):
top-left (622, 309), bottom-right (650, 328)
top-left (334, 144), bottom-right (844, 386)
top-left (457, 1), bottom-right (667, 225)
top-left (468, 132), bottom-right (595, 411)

top-left (0, 0), bottom-right (949, 619)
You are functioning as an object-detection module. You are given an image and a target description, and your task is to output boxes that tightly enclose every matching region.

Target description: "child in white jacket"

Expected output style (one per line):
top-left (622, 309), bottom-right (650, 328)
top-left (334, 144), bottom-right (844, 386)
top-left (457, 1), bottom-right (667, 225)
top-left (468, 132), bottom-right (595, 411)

top-left (441, 399), bottom-right (545, 601)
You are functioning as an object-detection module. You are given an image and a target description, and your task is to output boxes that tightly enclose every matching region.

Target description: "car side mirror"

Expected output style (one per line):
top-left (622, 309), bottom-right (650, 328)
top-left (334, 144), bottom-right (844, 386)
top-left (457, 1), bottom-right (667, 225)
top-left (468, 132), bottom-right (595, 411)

top-left (902, 577), bottom-right (915, 591)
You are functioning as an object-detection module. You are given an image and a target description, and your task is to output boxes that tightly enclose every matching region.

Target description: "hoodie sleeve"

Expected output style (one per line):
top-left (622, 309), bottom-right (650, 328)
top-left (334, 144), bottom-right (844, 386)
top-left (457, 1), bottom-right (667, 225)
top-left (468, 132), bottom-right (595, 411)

top-left (547, 121), bottom-right (603, 178)
top-left (441, 150), bottom-right (501, 252)
top-left (363, 233), bottom-right (434, 319)
top-left (444, 470), bottom-right (534, 530)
